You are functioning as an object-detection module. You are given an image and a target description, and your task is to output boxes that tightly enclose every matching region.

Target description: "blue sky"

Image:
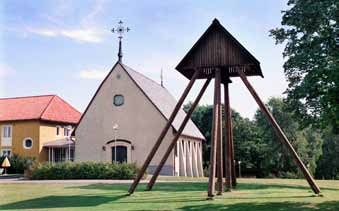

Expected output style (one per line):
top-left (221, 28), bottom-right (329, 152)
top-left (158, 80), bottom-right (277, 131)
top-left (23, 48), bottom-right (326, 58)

top-left (0, 0), bottom-right (289, 119)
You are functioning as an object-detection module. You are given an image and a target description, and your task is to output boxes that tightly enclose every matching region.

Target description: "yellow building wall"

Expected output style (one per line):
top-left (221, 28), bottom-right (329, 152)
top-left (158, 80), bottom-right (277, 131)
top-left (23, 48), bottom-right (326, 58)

top-left (0, 120), bottom-right (40, 160)
top-left (39, 122), bottom-right (63, 161)
top-left (0, 120), bottom-right (65, 162)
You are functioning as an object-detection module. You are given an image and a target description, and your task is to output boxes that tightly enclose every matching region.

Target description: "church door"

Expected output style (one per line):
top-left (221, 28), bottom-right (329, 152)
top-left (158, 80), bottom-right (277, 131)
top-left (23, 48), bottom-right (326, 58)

top-left (112, 146), bottom-right (128, 163)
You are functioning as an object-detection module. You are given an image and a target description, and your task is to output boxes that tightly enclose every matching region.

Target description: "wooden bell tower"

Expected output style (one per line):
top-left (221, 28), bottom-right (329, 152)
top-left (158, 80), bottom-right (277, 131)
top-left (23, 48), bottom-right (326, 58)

top-left (128, 18), bottom-right (320, 198)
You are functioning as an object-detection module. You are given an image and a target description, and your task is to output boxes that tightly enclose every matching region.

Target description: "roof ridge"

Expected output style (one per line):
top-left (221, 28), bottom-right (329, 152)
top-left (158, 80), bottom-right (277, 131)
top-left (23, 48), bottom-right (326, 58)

top-left (122, 64), bottom-right (204, 140)
top-left (40, 95), bottom-right (56, 119)
top-left (53, 95), bottom-right (81, 115)
top-left (0, 94), bottom-right (56, 100)
top-left (122, 64), bottom-right (167, 91)
top-left (123, 64), bottom-right (182, 105)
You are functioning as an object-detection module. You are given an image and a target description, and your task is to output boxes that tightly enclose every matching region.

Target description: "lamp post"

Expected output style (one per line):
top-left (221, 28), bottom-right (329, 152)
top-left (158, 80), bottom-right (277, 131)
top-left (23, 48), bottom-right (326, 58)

top-left (113, 124), bottom-right (119, 162)
top-left (238, 161), bottom-right (241, 178)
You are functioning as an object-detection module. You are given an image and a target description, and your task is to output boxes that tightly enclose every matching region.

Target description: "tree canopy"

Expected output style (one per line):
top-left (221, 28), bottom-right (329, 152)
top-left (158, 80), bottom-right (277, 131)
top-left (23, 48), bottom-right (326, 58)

top-left (185, 97), bottom-right (325, 178)
top-left (270, 0), bottom-right (339, 131)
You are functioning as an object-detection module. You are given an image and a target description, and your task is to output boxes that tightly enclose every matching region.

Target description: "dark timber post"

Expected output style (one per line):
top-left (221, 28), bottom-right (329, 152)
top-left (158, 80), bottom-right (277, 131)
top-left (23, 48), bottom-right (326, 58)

top-left (228, 85), bottom-right (237, 188)
top-left (128, 70), bottom-right (200, 195)
top-left (208, 69), bottom-right (221, 198)
top-left (146, 77), bottom-right (212, 191)
top-left (236, 67), bottom-right (321, 194)
top-left (216, 71), bottom-right (224, 195)
top-left (224, 81), bottom-right (232, 191)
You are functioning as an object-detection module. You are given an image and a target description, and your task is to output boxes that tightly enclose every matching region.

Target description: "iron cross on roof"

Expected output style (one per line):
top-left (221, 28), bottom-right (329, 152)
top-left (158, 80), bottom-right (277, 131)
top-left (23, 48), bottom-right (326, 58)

top-left (112, 20), bottom-right (130, 62)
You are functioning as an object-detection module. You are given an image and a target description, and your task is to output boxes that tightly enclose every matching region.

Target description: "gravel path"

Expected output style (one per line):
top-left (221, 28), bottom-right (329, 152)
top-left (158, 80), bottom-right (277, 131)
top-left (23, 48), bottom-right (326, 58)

top-left (0, 177), bottom-right (145, 184)
top-left (0, 177), bottom-right (201, 184)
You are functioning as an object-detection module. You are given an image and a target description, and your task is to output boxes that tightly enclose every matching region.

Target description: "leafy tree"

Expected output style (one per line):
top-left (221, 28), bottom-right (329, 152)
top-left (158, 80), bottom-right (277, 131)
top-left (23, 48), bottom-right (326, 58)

top-left (231, 110), bottom-right (263, 176)
top-left (315, 129), bottom-right (339, 179)
top-left (254, 97), bottom-right (323, 177)
top-left (184, 103), bottom-right (263, 174)
top-left (185, 97), bottom-right (323, 178)
top-left (270, 0), bottom-right (339, 131)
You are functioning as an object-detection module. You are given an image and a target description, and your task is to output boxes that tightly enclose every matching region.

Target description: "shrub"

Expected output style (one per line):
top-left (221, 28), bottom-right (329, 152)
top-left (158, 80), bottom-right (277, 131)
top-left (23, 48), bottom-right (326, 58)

top-left (279, 171), bottom-right (299, 179)
top-left (0, 155), bottom-right (36, 174)
top-left (28, 162), bottom-right (140, 180)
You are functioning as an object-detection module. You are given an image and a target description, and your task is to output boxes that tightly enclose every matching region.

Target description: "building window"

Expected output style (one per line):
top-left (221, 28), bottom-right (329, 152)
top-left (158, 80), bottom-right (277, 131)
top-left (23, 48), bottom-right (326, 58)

top-left (2, 125), bottom-right (12, 138)
top-left (113, 95), bottom-right (124, 106)
top-left (112, 146), bottom-right (127, 163)
top-left (56, 126), bottom-right (61, 136)
top-left (64, 128), bottom-right (70, 136)
top-left (1, 149), bottom-right (11, 157)
top-left (1, 125), bottom-right (13, 146)
top-left (23, 137), bottom-right (33, 149)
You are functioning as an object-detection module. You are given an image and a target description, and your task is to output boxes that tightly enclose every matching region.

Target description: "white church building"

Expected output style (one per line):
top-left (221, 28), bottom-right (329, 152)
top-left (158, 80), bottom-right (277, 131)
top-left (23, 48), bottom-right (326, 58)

top-left (74, 62), bottom-right (205, 177)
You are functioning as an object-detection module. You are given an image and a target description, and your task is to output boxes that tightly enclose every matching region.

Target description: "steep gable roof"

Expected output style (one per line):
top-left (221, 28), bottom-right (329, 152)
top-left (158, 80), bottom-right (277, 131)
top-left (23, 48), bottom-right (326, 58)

top-left (0, 95), bottom-right (81, 124)
top-left (176, 18), bottom-right (263, 81)
top-left (122, 64), bottom-right (205, 140)
top-left (76, 62), bottom-right (205, 140)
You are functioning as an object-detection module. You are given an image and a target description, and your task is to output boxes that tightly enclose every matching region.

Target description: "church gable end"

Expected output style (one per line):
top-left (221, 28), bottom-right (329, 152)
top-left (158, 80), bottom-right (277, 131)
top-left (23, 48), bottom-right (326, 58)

top-left (75, 63), bottom-right (175, 162)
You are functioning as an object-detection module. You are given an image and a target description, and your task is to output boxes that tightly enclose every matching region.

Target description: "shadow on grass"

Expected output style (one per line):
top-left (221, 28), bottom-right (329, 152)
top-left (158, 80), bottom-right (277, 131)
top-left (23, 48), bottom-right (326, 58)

top-left (0, 195), bottom-right (127, 210)
top-left (1, 182), bottom-right (337, 210)
top-left (2, 199), bottom-right (338, 211)
top-left (239, 182), bottom-right (339, 191)
top-left (70, 181), bottom-right (338, 192)
top-left (178, 201), bottom-right (339, 211)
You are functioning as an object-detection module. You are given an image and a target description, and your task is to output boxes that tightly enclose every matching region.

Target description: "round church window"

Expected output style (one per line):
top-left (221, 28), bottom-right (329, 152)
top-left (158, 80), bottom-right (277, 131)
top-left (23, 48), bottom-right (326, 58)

top-left (114, 95), bottom-right (124, 106)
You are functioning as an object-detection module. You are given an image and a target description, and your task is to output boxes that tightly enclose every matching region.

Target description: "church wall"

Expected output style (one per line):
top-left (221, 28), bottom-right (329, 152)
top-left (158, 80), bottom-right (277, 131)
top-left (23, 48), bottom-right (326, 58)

top-left (75, 63), bottom-right (175, 175)
top-left (175, 136), bottom-right (204, 177)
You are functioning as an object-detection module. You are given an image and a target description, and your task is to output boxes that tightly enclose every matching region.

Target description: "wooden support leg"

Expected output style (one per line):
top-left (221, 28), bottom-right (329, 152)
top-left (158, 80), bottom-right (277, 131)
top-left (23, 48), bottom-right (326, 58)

top-left (230, 127), bottom-right (237, 188)
top-left (237, 68), bottom-right (321, 194)
top-left (208, 69), bottom-right (221, 198)
top-left (128, 70), bottom-right (200, 195)
top-left (146, 78), bottom-right (212, 191)
top-left (224, 82), bottom-right (232, 191)
top-left (228, 88), bottom-right (237, 188)
top-left (216, 78), bottom-right (223, 195)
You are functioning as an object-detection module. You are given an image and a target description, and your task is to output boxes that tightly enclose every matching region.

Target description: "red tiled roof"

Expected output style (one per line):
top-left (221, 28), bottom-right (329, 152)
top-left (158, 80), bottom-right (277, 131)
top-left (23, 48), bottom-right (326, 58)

top-left (0, 95), bottom-right (81, 124)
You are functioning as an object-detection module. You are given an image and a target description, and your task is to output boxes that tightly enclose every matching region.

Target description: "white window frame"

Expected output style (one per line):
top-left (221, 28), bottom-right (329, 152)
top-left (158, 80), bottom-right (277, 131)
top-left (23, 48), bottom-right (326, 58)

top-left (23, 137), bottom-right (33, 149)
top-left (64, 128), bottom-right (69, 137)
top-left (1, 125), bottom-right (13, 146)
top-left (1, 149), bottom-right (12, 157)
top-left (56, 126), bottom-right (61, 136)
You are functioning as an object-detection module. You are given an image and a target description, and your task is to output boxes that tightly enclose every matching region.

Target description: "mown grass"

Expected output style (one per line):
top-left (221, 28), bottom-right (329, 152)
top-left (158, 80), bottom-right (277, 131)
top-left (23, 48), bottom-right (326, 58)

top-left (0, 178), bottom-right (338, 211)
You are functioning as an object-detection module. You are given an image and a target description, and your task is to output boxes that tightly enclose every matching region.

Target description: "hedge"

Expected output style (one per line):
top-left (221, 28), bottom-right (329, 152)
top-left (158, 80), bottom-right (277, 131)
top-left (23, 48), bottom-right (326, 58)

top-left (0, 155), bottom-right (35, 174)
top-left (28, 162), bottom-right (141, 180)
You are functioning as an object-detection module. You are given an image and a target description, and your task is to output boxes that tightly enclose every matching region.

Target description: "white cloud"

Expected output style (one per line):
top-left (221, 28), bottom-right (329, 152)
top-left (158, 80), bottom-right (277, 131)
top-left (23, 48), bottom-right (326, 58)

top-left (27, 28), bottom-right (58, 37)
top-left (60, 29), bottom-right (103, 43)
top-left (26, 27), bottom-right (104, 43)
top-left (15, 0), bottom-right (108, 43)
top-left (79, 69), bottom-right (108, 79)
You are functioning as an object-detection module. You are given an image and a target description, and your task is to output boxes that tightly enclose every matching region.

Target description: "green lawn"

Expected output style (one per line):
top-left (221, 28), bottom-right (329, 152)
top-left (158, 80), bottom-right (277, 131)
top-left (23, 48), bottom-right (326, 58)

top-left (0, 178), bottom-right (339, 211)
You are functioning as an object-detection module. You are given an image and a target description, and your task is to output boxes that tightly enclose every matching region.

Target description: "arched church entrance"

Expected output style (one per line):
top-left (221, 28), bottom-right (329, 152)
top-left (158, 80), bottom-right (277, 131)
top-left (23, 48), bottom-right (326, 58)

top-left (105, 139), bottom-right (132, 163)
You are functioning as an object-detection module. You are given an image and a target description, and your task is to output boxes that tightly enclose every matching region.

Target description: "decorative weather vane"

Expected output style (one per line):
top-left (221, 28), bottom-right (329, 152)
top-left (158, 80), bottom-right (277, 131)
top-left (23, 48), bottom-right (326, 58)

top-left (112, 20), bottom-right (130, 62)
